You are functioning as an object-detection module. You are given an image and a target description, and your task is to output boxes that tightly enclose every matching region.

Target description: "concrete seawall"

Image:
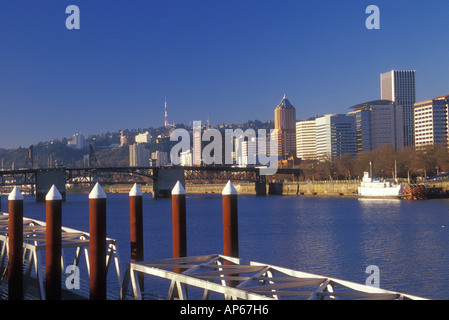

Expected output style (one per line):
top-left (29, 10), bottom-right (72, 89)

top-left (105, 180), bottom-right (360, 197)
top-left (269, 180), bottom-right (359, 196)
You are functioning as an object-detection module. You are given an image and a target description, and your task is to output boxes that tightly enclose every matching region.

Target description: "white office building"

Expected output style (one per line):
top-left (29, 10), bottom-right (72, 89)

top-left (380, 70), bottom-right (416, 146)
top-left (239, 137), bottom-right (257, 166)
top-left (135, 131), bottom-right (151, 144)
top-left (180, 150), bottom-right (193, 166)
top-left (296, 119), bottom-right (317, 160)
top-left (414, 95), bottom-right (449, 148)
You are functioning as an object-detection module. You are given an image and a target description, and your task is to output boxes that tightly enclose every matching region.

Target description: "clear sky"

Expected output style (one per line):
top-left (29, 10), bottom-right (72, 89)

top-left (1, 0), bottom-right (448, 149)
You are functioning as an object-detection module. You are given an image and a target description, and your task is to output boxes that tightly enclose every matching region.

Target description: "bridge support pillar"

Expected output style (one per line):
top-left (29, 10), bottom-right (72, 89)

top-left (152, 167), bottom-right (185, 199)
top-left (268, 182), bottom-right (283, 195)
top-left (255, 170), bottom-right (267, 196)
top-left (35, 169), bottom-right (66, 202)
top-left (255, 181), bottom-right (267, 196)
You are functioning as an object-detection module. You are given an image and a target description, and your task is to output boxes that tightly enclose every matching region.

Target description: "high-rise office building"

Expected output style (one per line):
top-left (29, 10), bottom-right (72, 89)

top-left (274, 94), bottom-right (296, 159)
top-left (380, 70), bottom-right (416, 146)
top-left (315, 114), bottom-right (357, 160)
top-left (295, 119), bottom-right (317, 160)
top-left (348, 100), bottom-right (404, 152)
top-left (414, 95), bottom-right (449, 148)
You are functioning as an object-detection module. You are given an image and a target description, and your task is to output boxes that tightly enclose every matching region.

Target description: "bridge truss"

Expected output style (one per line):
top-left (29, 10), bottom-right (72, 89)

top-left (0, 166), bottom-right (301, 192)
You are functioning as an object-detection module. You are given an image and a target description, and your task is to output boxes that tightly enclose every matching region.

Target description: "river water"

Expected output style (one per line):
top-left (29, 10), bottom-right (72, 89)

top-left (2, 192), bottom-right (449, 299)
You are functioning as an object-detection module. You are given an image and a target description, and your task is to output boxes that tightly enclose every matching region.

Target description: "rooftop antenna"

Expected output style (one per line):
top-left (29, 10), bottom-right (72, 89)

top-left (164, 97), bottom-right (168, 128)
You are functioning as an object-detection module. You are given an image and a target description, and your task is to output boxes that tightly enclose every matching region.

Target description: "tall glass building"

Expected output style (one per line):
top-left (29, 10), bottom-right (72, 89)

top-left (380, 70), bottom-right (416, 147)
top-left (315, 114), bottom-right (357, 161)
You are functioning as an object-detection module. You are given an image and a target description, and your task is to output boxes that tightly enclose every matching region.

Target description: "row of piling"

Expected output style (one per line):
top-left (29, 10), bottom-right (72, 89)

top-left (1, 180), bottom-right (239, 300)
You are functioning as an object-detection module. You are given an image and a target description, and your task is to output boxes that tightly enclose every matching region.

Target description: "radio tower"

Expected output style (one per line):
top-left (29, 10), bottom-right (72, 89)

top-left (164, 97), bottom-right (168, 128)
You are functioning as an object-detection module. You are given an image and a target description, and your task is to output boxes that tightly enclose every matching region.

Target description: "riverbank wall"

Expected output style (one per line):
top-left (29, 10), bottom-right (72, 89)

top-left (61, 178), bottom-right (449, 198)
top-left (104, 180), bottom-right (361, 197)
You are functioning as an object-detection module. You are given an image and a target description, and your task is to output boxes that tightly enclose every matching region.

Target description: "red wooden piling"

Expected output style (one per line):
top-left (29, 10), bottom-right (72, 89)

top-left (222, 181), bottom-right (239, 287)
top-left (129, 184), bottom-right (144, 263)
top-left (222, 181), bottom-right (239, 258)
top-left (45, 185), bottom-right (62, 300)
top-left (8, 187), bottom-right (23, 300)
top-left (172, 181), bottom-right (186, 274)
top-left (89, 183), bottom-right (107, 300)
top-left (129, 183), bottom-right (144, 291)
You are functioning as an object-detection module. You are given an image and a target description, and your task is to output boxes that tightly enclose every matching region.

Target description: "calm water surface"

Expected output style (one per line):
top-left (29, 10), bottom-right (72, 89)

top-left (3, 193), bottom-right (449, 299)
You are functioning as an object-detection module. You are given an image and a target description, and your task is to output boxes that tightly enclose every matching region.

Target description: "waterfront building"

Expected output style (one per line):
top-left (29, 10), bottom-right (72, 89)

top-left (414, 94), bottom-right (449, 148)
top-left (348, 100), bottom-right (404, 152)
top-left (129, 143), bottom-right (150, 167)
top-left (274, 94), bottom-right (296, 159)
top-left (315, 114), bottom-right (357, 160)
top-left (380, 70), bottom-right (416, 146)
top-left (295, 119), bottom-right (317, 160)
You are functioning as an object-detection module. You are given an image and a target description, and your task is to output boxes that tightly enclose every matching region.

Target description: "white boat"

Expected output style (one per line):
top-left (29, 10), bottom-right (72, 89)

top-left (358, 172), bottom-right (403, 198)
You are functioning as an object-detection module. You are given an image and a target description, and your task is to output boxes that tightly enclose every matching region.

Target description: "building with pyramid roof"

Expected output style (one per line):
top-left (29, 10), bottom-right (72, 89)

top-left (274, 94), bottom-right (296, 159)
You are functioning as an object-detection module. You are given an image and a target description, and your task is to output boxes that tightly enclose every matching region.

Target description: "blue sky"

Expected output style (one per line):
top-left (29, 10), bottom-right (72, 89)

top-left (1, 0), bottom-right (448, 148)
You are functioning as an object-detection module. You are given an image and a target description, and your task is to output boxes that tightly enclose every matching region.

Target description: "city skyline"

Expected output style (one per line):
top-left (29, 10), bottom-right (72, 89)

top-left (1, 1), bottom-right (449, 149)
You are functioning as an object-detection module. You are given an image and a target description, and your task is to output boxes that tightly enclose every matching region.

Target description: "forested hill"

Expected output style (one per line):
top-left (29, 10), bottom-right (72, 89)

top-left (0, 120), bottom-right (274, 170)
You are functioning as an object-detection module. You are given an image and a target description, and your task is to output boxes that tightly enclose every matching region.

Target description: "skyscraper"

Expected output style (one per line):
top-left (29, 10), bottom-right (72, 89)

top-left (274, 94), bottom-right (296, 159)
top-left (380, 70), bottom-right (416, 147)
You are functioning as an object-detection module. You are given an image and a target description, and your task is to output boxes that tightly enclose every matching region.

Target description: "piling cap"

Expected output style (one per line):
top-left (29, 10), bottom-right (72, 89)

top-left (89, 182), bottom-right (106, 199)
top-left (129, 183), bottom-right (143, 197)
top-left (172, 181), bottom-right (186, 195)
top-left (46, 185), bottom-right (62, 201)
top-left (222, 180), bottom-right (238, 195)
top-left (8, 186), bottom-right (23, 201)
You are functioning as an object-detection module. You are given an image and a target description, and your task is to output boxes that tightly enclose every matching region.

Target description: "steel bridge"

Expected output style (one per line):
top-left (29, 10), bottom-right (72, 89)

top-left (0, 166), bottom-right (302, 198)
